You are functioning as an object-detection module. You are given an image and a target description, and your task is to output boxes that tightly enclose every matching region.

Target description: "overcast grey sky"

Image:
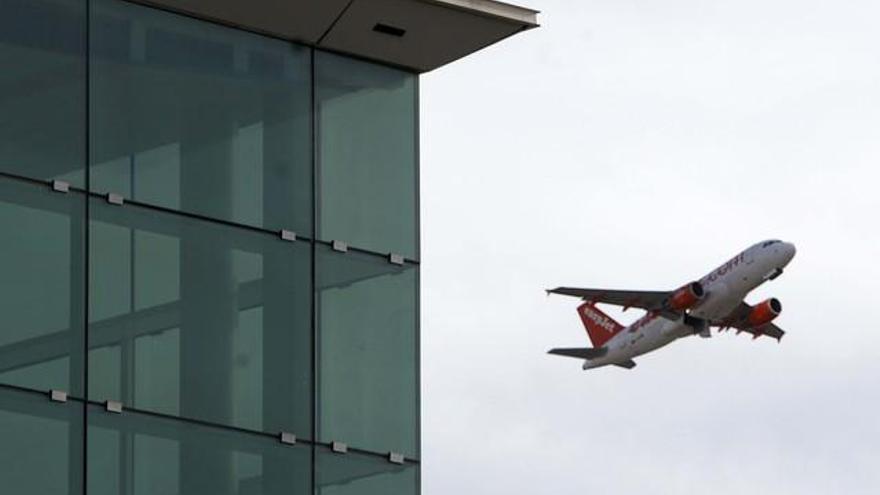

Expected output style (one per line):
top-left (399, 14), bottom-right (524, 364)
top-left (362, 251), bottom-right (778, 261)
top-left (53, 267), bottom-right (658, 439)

top-left (419, 1), bottom-right (880, 493)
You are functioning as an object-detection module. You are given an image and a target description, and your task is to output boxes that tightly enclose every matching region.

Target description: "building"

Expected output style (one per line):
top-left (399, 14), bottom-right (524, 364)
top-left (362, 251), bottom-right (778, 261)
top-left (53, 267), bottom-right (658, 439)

top-left (0, 0), bottom-right (536, 493)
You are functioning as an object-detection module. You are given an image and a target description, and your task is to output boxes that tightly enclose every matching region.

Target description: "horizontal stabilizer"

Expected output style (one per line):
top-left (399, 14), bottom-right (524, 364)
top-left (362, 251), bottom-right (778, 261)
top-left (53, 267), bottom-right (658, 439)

top-left (548, 347), bottom-right (608, 360)
top-left (612, 359), bottom-right (637, 369)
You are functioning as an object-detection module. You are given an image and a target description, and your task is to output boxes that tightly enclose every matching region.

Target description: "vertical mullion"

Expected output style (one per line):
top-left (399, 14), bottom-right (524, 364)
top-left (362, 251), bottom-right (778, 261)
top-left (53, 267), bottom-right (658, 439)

top-left (82, 0), bottom-right (91, 493)
top-left (310, 47), bottom-right (318, 495)
top-left (413, 75), bottom-right (421, 471)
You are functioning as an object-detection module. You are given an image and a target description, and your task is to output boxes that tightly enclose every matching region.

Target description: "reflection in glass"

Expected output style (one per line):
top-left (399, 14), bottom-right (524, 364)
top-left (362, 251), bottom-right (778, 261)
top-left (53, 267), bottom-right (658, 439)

top-left (90, 0), bottom-right (312, 233)
top-left (0, 0), bottom-right (85, 186)
top-left (316, 51), bottom-right (418, 259)
top-left (89, 199), bottom-right (311, 438)
top-left (317, 247), bottom-right (418, 458)
top-left (88, 404), bottom-right (310, 495)
top-left (316, 448), bottom-right (418, 495)
top-left (0, 178), bottom-right (84, 395)
top-left (0, 387), bottom-right (83, 494)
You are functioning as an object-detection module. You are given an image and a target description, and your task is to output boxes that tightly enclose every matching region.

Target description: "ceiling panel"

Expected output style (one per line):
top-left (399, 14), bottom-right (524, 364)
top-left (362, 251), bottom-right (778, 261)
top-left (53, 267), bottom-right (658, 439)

top-left (319, 0), bottom-right (532, 71)
top-left (132, 0), bottom-right (350, 44)
top-left (127, 0), bottom-right (538, 72)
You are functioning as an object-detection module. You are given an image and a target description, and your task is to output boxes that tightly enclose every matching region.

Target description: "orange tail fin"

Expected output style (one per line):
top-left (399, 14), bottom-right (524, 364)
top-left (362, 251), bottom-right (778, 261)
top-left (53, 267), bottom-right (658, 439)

top-left (576, 302), bottom-right (625, 348)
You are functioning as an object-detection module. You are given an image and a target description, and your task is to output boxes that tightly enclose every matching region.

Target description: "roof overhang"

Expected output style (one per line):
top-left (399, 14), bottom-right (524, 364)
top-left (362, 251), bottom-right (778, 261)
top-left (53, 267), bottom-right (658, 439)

top-left (127, 0), bottom-right (539, 72)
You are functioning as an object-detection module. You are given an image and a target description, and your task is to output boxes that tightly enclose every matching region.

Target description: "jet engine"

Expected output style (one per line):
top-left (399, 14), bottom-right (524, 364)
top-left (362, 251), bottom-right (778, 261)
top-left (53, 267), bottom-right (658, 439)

top-left (668, 282), bottom-right (705, 311)
top-left (748, 298), bottom-right (782, 326)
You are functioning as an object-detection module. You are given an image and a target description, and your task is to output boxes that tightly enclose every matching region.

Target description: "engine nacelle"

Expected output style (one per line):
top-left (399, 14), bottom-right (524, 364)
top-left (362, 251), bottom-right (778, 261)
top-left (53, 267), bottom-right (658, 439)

top-left (668, 282), bottom-right (705, 311)
top-left (748, 298), bottom-right (782, 326)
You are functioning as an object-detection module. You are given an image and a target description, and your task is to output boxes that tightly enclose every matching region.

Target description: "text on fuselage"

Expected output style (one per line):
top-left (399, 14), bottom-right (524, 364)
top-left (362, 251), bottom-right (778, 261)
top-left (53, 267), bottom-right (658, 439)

top-left (701, 252), bottom-right (746, 284)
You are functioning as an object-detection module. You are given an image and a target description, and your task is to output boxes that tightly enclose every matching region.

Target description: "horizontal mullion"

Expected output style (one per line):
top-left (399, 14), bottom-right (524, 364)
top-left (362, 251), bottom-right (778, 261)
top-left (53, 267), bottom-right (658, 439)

top-left (0, 382), bottom-right (420, 465)
top-left (0, 171), bottom-right (419, 266)
top-left (317, 239), bottom-right (420, 266)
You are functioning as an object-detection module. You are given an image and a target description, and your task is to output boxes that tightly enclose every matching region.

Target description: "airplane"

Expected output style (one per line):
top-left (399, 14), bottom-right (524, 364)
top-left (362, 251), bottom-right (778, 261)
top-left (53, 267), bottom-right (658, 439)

top-left (546, 240), bottom-right (796, 370)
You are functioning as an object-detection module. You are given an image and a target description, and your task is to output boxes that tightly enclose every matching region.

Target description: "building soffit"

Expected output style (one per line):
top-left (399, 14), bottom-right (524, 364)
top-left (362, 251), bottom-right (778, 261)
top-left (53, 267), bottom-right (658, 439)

top-left (125, 0), bottom-right (539, 72)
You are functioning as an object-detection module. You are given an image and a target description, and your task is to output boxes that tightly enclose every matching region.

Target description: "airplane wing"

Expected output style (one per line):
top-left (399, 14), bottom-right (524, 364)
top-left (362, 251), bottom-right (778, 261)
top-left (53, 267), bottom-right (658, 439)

top-left (548, 347), bottom-right (608, 359)
top-left (545, 287), bottom-right (674, 312)
top-left (547, 282), bottom-right (703, 318)
top-left (713, 302), bottom-right (786, 341)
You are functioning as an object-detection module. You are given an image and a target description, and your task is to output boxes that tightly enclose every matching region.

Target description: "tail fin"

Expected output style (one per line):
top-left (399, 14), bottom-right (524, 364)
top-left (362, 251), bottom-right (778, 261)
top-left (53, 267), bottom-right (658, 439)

top-left (576, 302), bottom-right (625, 348)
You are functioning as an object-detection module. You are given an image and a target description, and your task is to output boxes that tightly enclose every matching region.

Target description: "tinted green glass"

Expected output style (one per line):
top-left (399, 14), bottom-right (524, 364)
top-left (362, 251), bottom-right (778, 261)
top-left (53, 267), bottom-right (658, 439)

top-left (0, 387), bottom-right (83, 494)
top-left (0, 178), bottom-right (84, 395)
top-left (317, 247), bottom-right (418, 458)
top-left (316, 449), bottom-right (418, 495)
top-left (0, 0), bottom-right (85, 186)
top-left (316, 51), bottom-right (418, 259)
top-left (88, 404), bottom-right (310, 495)
top-left (89, 199), bottom-right (311, 437)
top-left (90, 0), bottom-right (311, 234)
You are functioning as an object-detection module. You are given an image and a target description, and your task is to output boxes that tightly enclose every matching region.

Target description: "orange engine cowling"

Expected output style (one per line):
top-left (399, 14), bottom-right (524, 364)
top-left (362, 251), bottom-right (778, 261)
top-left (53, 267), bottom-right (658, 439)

top-left (668, 282), bottom-right (705, 311)
top-left (748, 298), bottom-right (782, 326)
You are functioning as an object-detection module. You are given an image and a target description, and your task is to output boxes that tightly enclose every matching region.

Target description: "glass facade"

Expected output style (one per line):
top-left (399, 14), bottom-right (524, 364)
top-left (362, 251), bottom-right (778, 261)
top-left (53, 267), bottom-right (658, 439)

top-left (88, 199), bottom-right (312, 437)
top-left (0, 178), bottom-right (85, 396)
top-left (316, 52), bottom-right (418, 261)
top-left (0, 0), bottom-right (419, 493)
top-left (90, 0), bottom-right (312, 234)
top-left (88, 404), bottom-right (312, 495)
top-left (0, 0), bottom-right (86, 187)
top-left (0, 387), bottom-right (84, 495)
top-left (317, 247), bottom-right (419, 458)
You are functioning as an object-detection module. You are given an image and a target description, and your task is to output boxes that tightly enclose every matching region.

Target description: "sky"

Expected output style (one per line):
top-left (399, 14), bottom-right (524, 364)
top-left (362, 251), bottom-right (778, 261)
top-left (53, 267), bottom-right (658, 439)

top-left (419, 1), bottom-right (880, 493)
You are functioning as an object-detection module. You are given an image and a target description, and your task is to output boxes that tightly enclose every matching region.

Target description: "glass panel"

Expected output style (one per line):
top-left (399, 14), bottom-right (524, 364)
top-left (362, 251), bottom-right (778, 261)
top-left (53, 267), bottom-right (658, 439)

top-left (316, 448), bottom-right (418, 495)
top-left (316, 51), bottom-right (418, 259)
top-left (0, 0), bottom-right (85, 185)
top-left (0, 178), bottom-right (84, 395)
top-left (89, 199), bottom-right (311, 437)
top-left (317, 247), bottom-right (418, 458)
top-left (0, 387), bottom-right (83, 494)
top-left (88, 404), bottom-right (310, 495)
top-left (90, 0), bottom-right (312, 234)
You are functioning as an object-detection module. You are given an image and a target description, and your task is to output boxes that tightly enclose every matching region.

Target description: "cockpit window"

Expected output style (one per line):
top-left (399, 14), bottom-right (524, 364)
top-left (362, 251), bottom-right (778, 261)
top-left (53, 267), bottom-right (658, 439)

top-left (761, 240), bottom-right (781, 248)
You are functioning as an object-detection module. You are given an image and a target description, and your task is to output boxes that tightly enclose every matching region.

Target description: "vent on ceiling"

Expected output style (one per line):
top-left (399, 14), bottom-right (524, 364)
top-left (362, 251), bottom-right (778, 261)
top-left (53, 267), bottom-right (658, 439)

top-left (373, 23), bottom-right (406, 37)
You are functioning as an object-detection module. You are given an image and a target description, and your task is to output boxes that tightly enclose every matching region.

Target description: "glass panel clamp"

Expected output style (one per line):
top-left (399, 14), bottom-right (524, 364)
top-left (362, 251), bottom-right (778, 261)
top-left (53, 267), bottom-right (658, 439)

top-left (49, 390), bottom-right (68, 403)
top-left (279, 432), bottom-right (297, 445)
top-left (105, 400), bottom-right (123, 414)
top-left (280, 230), bottom-right (297, 242)
top-left (388, 452), bottom-right (405, 465)
top-left (331, 240), bottom-right (348, 253)
top-left (50, 180), bottom-right (70, 193)
top-left (106, 193), bottom-right (124, 206)
top-left (389, 253), bottom-right (405, 266)
top-left (331, 441), bottom-right (348, 454)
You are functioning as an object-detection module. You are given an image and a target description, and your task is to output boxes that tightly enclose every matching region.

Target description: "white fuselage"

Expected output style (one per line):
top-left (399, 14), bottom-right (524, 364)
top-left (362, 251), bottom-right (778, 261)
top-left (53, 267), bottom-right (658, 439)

top-left (583, 241), bottom-right (796, 369)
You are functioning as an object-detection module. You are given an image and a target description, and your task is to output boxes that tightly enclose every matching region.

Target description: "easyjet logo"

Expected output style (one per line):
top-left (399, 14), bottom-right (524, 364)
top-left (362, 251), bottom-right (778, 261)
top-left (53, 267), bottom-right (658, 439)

top-left (581, 306), bottom-right (617, 332)
top-left (702, 252), bottom-right (746, 283)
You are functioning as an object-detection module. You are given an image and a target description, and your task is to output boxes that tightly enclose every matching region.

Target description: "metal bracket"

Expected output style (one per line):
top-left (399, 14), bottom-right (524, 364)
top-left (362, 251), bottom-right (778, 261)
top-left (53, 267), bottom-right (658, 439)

top-left (51, 180), bottom-right (70, 193)
top-left (331, 240), bottom-right (348, 253)
top-left (389, 452), bottom-right (405, 465)
top-left (105, 400), bottom-right (123, 413)
top-left (280, 230), bottom-right (297, 242)
top-left (49, 390), bottom-right (68, 403)
top-left (331, 441), bottom-right (348, 454)
top-left (279, 432), bottom-right (297, 445)
top-left (106, 193), bottom-right (124, 206)
top-left (389, 253), bottom-right (405, 266)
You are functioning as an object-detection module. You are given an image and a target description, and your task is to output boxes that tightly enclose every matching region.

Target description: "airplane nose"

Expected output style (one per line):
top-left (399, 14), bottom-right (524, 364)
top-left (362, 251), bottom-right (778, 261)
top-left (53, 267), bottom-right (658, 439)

top-left (783, 242), bottom-right (797, 263)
